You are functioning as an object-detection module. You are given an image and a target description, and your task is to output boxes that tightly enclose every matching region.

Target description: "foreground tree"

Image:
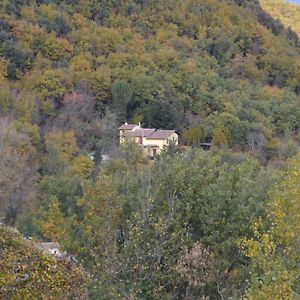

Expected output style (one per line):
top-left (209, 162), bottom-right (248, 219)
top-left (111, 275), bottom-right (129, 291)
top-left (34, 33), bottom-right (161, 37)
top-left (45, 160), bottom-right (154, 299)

top-left (34, 150), bottom-right (273, 299)
top-left (0, 225), bottom-right (88, 299)
top-left (240, 152), bottom-right (300, 299)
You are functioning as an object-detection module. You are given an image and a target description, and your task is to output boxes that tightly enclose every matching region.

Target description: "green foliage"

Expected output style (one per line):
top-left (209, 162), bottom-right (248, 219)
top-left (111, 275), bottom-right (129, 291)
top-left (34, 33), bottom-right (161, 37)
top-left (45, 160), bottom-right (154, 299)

top-left (111, 80), bottom-right (133, 121)
top-left (183, 124), bottom-right (205, 145)
top-left (0, 84), bottom-right (13, 112)
top-left (44, 129), bottom-right (79, 173)
top-left (0, 225), bottom-right (88, 299)
top-left (32, 150), bottom-right (273, 299)
top-left (239, 152), bottom-right (300, 299)
top-left (0, 0), bottom-right (298, 154)
top-left (0, 120), bottom-right (38, 227)
top-left (260, 0), bottom-right (300, 37)
top-left (0, 0), bottom-right (299, 298)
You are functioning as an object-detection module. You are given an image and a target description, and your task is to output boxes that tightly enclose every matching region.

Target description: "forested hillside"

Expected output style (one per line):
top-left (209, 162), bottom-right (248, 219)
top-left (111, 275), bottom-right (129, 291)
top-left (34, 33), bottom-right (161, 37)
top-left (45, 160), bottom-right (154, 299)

top-left (260, 0), bottom-right (300, 36)
top-left (0, 0), bottom-right (299, 299)
top-left (0, 0), bottom-right (299, 154)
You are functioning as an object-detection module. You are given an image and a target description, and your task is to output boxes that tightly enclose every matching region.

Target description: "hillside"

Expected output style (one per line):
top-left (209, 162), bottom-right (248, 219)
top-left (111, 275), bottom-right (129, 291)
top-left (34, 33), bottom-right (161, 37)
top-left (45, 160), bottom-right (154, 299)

top-left (0, 225), bottom-right (88, 299)
top-left (0, 0), bottom-right (300, 299)
top-left (0, 0), bottom-right (299, 156)
top-left (260, 0), bottom-right (300, 36)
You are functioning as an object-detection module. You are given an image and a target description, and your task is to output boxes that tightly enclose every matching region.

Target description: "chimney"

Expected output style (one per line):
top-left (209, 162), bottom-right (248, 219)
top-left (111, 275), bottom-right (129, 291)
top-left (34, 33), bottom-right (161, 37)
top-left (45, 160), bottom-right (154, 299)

top-left (138, 122), bottom-right (141, 127)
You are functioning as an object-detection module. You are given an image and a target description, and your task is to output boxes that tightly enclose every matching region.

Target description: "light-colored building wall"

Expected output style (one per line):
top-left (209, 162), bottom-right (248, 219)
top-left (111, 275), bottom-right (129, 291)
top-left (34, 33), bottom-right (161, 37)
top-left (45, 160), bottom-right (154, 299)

top-left (143, 132), bottom-right (178, 154)
top-left (143, 133), bottom-right (178, 147)
top-left (121, 134), bottom-right (178, 149)
top-left (143, 138), bottom-right (165, 148)
top-left (118, 124), bottom-right (179, 157)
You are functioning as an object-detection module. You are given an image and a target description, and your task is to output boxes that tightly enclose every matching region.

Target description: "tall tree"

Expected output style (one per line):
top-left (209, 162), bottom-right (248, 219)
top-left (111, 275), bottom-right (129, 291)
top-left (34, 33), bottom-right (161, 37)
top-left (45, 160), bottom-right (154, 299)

top-left (240, 152), bottom-right (300, 299)
top-left (0, 119), bottom-right (38, 226)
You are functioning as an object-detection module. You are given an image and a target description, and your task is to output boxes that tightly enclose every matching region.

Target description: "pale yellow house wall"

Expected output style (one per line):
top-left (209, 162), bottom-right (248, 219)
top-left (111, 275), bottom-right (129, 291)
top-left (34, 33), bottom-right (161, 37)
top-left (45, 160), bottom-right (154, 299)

top-left (120, 130), bottom-right (179, 156)
top-left (143, 138), bottom-right (166, 148)
top-left (143, 132), bottom-right (178, 154)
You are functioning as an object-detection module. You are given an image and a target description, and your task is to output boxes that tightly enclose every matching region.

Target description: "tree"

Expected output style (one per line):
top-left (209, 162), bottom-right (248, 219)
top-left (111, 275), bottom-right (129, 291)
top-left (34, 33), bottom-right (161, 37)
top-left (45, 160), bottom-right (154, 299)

top-left (32, 32), bottom-right (73, 60)
top-left (212, 127), bottom-right (228, 148)
top-left (34, 70), bottom-right (65, 115)
top-left (34, 196), bottom-right (67, 242)
top-left (55, 90), bottom-right (98, 147)
top-left (111, 80), bottom-right (133, 122)
top-left (182, 124), bottom-right (204, 146)
top-left (88, 68), bottom-right (112, 108)
top-left (42, 150), bottom-right (272, 299)
top-left (142, 101), bottom-right (180, 130)
top-left (0, 119), bottom-right (38, 226)
top-left (43, 129), bottom-right (78, 175)
top-left (0, 84), bottom-right (13, 112)
top-left (0, 225), bottom-right (88, 299)
top-left (240, 152), bottom-right (300, 299)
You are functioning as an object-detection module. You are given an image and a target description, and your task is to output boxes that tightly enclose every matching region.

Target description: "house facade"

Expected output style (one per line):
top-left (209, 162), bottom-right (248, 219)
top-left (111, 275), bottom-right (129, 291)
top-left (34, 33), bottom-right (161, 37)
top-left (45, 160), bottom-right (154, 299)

top-left (118, 122), bottom-right (178, 157)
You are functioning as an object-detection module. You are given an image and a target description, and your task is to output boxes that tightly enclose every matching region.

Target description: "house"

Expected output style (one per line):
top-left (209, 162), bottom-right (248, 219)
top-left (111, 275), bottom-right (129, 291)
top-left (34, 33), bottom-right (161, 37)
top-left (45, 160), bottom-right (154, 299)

top-left (118, 122), bottom-right (178, 157)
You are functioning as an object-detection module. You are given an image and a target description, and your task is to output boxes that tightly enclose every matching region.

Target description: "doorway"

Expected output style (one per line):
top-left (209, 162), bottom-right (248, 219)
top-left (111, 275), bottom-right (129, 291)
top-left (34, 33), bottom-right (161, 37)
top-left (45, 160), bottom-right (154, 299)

top-left (153, 148), bottom-right (157, 157)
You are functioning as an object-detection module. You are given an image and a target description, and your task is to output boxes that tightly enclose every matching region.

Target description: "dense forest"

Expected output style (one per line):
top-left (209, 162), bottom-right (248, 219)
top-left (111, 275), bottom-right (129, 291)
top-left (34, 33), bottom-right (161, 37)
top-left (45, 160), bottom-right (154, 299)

top-left (260, 0), bottom-right (300, 36)
top-left (0, 0), bottom-right (299, 299)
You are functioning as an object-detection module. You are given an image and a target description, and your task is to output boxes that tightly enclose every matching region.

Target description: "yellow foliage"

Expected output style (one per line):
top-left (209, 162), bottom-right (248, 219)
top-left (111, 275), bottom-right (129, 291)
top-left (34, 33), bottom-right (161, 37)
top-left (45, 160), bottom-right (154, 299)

top-left (239, 152), bottom-right (300, 299)
top-left (93, 27), bottom-right (123, 55)
top-left (70, 54), bottom-right (93, 72)
top-left (45, 130), bottom-right (79, 162)
top-left (212, 127), bottom-right (228, 148)
top-left (36, 196), bottom-right (66, 242)
top-left (68, 155), bottom-right (94, 179)
top-left (20, 6), bottom-right (37, 22)
top-left (126, 33), bottom-right (145, 54)
top-left (0, 83), bottom-right (12, 112)
top-left (35, 69), bottom-right (65, 100)
top-left (182, 58), bottom-right (198, 74)
top-left (88, 67), bottom-right (112, 102)
top-left (15, 121), bottom-right (41, 147)
top-left (0, 58), bottom-right (8, 84)
top-left (260, 0), bottom-right (300, 36)
top-left (12, 20), bottom-right (44, 45)
top-left (72, 13), bottom-right (88, 28)
top-left (76, 0), bottom-right (93, 18)
top-left (154, 46), bottom-right (179, 70)
top-left (0, 225), bottom-right (88, 299)
top-left (183, 124), bottom-right (204, 145)
top-left (270, 153), bottom-right (300, 249)
top-left (41, 33), bottom-right (74, 60)
top-left (39, 4), bottom-right (60, 20)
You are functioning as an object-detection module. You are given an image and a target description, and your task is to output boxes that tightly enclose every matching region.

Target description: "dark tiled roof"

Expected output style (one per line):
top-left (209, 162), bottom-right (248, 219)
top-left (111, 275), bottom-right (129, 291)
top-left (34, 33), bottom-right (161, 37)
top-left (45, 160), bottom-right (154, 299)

top-left (123, 128), bottom-right (156, 137)
top-left (147, 130), bottom-right (176, 139)
top-left (118, 124), bottom-right (139, 130)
